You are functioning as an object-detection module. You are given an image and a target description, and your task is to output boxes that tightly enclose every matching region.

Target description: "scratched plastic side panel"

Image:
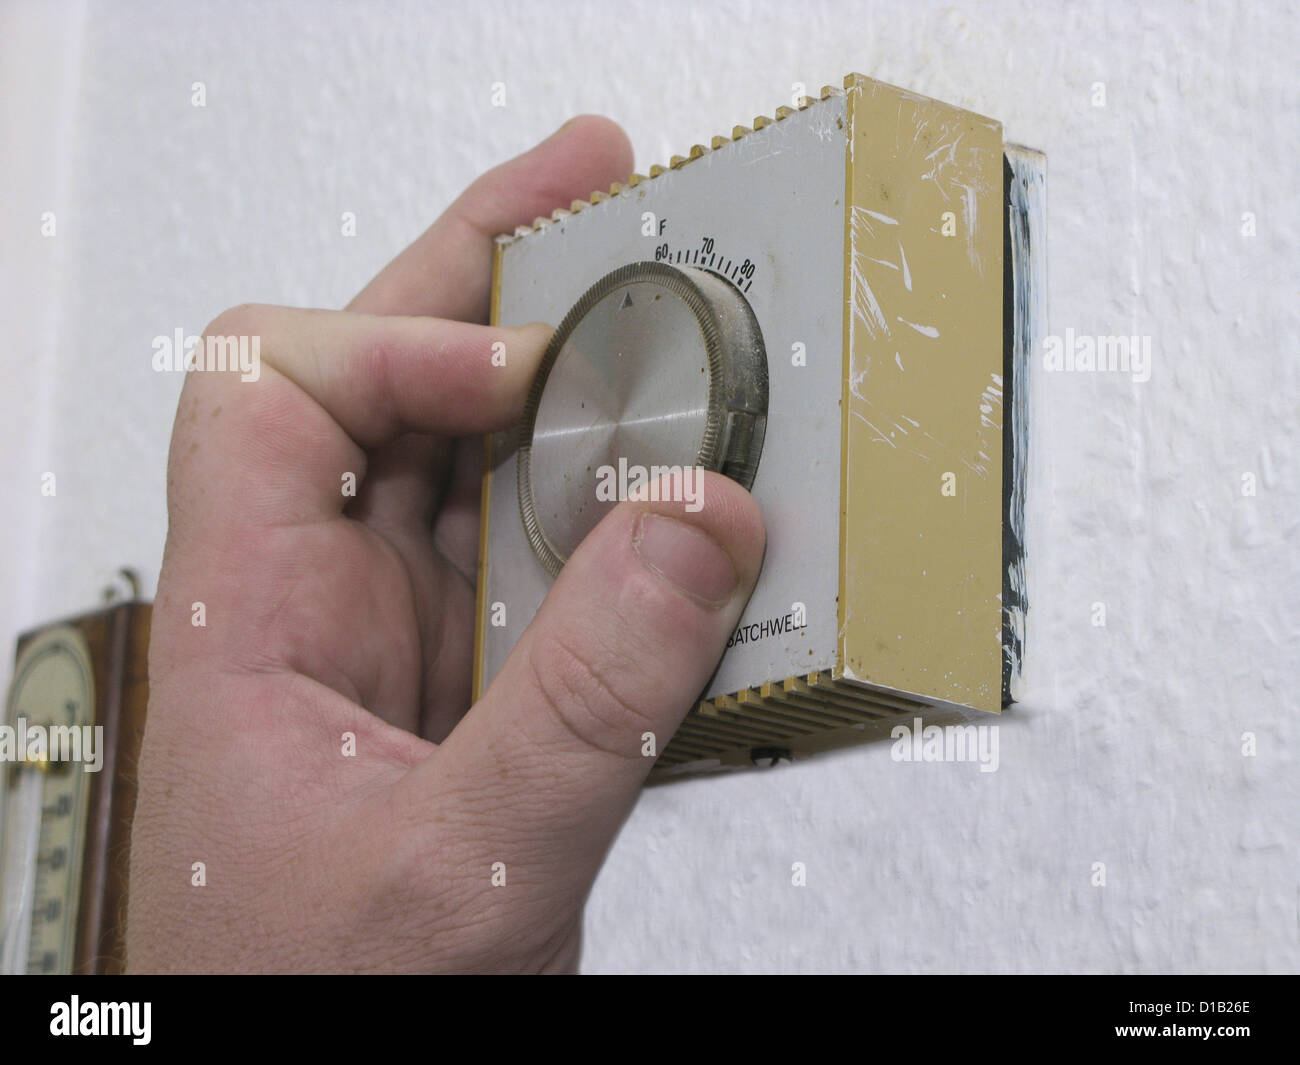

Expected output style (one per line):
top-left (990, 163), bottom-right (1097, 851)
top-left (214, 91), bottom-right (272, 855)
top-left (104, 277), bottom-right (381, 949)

top-left (838, 75), bottom-right (1005, 713)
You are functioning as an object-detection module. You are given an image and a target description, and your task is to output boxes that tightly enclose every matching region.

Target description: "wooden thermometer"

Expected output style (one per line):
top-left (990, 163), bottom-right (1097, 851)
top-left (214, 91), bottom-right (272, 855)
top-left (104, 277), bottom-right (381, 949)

top-left (0, 578), bottom-right (150, 974)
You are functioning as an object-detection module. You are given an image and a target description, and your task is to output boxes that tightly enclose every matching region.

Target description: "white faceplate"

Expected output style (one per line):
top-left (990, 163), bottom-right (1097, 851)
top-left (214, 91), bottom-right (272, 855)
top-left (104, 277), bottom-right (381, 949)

top-left (482, 95), bottom-right (849, 701)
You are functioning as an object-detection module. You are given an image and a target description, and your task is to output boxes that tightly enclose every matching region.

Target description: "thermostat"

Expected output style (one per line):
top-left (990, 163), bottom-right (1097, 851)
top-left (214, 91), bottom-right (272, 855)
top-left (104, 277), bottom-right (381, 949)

top-left (475, 74), bottom-right (1044, 775)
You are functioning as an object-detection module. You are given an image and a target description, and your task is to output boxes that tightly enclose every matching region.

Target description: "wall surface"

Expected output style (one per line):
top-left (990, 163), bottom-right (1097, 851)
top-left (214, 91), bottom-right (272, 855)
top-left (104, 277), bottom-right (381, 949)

top-left (1, 0), bottom-right (1296, 973)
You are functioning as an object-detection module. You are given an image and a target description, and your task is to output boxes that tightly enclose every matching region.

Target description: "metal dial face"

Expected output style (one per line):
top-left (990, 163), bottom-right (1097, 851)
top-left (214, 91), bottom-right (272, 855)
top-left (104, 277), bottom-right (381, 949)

top-left (517, 261), bottom-right (768, 575)
top-left (1, 626), bottom-right (95, 974)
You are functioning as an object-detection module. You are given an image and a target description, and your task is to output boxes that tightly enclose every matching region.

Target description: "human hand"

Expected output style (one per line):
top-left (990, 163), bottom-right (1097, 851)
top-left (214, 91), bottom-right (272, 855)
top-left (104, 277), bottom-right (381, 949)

top-left (126, 116), bottom-right (766, 973)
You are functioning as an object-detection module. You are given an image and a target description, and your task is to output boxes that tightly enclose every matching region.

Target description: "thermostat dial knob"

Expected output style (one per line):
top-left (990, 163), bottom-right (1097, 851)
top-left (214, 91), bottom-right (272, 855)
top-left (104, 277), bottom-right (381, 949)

top-left (517, 261), bottom-right (768, 576)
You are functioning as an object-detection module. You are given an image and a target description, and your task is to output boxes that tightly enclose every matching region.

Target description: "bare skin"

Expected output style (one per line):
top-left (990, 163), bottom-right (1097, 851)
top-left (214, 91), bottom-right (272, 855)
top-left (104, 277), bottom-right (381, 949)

top-left (125, 116), bottom-right (766, 973)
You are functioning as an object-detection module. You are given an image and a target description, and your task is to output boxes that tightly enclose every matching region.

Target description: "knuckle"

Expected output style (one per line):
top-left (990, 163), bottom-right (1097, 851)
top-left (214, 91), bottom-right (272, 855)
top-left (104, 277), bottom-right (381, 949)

top-left (525, 628), bottom-right (651, 761)
top-left (203, 302), bottom-right (264, 340)
top-left (175, 304), bottom-right (267, 406)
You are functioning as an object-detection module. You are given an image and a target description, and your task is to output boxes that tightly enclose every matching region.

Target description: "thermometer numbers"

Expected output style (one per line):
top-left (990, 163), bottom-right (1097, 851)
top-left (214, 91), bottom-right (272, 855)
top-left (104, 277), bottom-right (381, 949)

top-left (654, 236), bottom-right (758, 294)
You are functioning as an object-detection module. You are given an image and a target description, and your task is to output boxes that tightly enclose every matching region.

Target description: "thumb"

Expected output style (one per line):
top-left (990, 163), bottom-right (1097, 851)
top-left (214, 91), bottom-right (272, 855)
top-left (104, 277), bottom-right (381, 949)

top-left (409, 471), bottom-right (764, 888)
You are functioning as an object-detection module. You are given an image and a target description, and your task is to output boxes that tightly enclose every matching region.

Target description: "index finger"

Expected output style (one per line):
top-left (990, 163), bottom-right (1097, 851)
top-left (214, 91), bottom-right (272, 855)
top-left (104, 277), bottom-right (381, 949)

top-left (348, 115), bottom-right (635, 321)
top-left (166, 310), bottom-right (551, 535)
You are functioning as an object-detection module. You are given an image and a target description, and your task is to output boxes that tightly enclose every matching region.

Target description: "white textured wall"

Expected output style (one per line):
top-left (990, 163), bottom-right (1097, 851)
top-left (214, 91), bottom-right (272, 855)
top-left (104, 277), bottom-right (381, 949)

top-left (2, 0), bottom-right (1295, 973)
